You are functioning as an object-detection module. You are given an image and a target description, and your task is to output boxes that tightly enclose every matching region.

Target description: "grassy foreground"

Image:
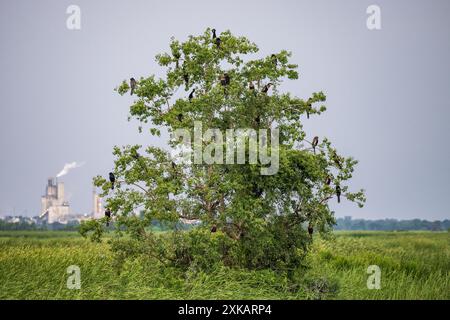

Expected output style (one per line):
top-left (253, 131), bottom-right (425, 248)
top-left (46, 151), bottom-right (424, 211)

top-left (0, 230), bottom-right (448, 300)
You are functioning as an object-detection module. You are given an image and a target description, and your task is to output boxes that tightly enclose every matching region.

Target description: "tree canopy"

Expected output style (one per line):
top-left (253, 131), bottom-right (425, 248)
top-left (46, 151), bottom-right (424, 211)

top-left (81, 28), bottom-right (365, 271)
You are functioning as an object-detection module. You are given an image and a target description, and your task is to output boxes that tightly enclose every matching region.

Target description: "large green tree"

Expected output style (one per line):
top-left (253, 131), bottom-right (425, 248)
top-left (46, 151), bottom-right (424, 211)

top-left (81, 29), bottom-right (365, 271)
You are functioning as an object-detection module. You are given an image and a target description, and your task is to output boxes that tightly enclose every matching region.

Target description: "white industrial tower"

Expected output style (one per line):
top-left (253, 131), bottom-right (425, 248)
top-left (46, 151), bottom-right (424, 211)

top-left (39, 178), bottom-right (70, 223)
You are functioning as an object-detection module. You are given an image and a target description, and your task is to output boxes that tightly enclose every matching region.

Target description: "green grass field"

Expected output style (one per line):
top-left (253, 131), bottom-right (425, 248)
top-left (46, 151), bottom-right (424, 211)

top-left (0, 230), bottom-right (448, 300)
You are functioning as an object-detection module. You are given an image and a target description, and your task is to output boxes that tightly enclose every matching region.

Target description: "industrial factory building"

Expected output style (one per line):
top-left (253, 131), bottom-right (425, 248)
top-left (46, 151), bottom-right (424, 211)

top-left (39, 178), bottom-right (102, 224)
top-left (39, 178), bottom-right (70, 224)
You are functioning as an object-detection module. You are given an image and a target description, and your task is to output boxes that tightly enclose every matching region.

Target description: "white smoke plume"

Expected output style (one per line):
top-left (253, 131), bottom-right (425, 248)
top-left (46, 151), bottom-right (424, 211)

top-left (56, 161), bottom-right (86, 178)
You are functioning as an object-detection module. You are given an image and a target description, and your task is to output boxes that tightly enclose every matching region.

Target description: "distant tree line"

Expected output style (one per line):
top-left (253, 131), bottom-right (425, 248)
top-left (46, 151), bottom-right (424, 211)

top-left (335, 217), bottom-right (450, 231)
top-left (0, 220), bottom-right (41, 231)
top-left (0, 220), bottom-right (80, 231)
top-left (0, 218), bottom-right (195, 231)
top-left (1, 216), bottom-right (449, 232)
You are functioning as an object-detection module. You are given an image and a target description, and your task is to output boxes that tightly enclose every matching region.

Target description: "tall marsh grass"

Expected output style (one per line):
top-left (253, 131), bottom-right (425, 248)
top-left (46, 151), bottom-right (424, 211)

top-left (0, 231), bottom-right (448, 299)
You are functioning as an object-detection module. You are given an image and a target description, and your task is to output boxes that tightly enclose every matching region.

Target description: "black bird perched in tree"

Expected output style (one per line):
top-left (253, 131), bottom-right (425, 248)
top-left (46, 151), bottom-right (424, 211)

top-left (312, 136), bottom-right (319, 153)
top-left (130, 78), bottom-right (137, 95)
top-left (105, 208), bottom-right (111, 226)
top-left (220, 73), bottom-right (230, 86)
top-left (174, 52), bottom-right (181, 69)
top-left (177, 113), bottom-right (183, 122)
top-left (252, 183), bottom-right (263, 197)
top-left (262, 83), bottom-right (273, 93)
top-left (255, 114), bottom-right (261, 126)
top-left (271, 54), bottom-right (278, 66)
top-left (188, 89), bottom-right (195, 102)
top-left (332, 151), bottom-right (342, 169)
top-left (211, 225), bottom-right (217, 233)
top-left (336, 185), bottom-right (341, 203)
top-left (306, 99), bottom-right (312, 119)
top-left (325, 175), bottom-right (331, 185)
top-left (109, 172), bottom-right (115, 190)
top-left (215, 37), bottom-right (221, 48)
top-left (308, 223), bottom-right (314, 238)
top-left (220, 73), bottom-right (230, 97)
top-left (212, 28), bottom-right (217, 39)
top-left (183, 73), bottom-right (189, 89)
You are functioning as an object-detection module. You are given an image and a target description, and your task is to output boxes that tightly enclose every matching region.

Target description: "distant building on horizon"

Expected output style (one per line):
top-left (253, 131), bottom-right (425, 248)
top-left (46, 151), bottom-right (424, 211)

top-left (38, 177), bottom-right (96, 224)
top-left (39, 178), bottom-right (70, 224)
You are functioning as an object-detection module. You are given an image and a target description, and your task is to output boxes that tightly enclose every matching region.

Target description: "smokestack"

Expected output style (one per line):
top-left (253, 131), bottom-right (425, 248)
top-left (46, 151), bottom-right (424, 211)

top-left (57, 182), bottom-right (64, 202)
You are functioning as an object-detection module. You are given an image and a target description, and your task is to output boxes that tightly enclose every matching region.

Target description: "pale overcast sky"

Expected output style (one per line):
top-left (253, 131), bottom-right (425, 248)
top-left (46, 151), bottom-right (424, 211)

top-left (0, 0), bottom-right (449, 220)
